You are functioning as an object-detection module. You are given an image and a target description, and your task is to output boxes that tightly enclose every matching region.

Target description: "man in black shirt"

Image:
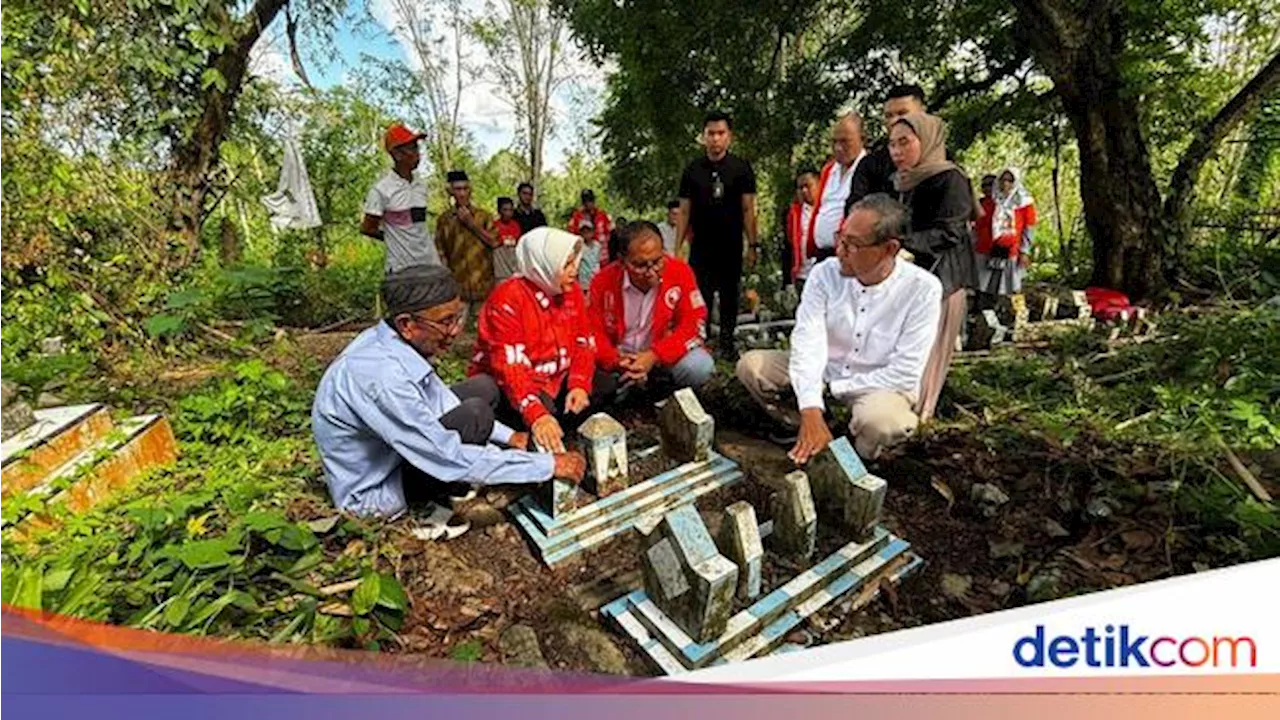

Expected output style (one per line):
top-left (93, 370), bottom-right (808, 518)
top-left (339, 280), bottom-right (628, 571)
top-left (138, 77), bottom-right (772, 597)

top-left (846, 84), bottom-right (928, 215)
top-left (514, 181), bottom-right (548, 235)
top-left (676, 110), bottom-right (759, 361)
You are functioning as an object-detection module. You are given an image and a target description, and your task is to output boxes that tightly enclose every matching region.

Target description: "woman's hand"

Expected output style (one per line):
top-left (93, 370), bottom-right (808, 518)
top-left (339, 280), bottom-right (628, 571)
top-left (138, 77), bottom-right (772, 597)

top-left (565, 388), bottom-right (590, 415)
top-left (531, 415), bottom-right (566, 453)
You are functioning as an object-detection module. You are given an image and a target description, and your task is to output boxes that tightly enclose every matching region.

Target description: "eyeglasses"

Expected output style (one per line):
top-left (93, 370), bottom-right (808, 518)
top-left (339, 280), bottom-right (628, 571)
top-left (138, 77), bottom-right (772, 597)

top-left (625, 256), bottom-right (665, 274)
top-left (409, 307), bottom-right (468, 333)
top-left (838, 235), bottom-right (890, 253)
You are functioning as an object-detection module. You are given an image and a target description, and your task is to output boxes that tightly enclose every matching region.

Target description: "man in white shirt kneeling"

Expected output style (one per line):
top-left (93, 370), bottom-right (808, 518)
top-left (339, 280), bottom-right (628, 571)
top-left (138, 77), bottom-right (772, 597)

top-left (736, 193), bottom-right (942, 462)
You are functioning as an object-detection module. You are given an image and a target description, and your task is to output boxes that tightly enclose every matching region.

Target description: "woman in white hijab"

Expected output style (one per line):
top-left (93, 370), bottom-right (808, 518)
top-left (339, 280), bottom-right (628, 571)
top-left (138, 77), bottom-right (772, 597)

top-left (979, 166), bottom-right (1037, 295)
top-left (469, 227), bottom-right (607, 452)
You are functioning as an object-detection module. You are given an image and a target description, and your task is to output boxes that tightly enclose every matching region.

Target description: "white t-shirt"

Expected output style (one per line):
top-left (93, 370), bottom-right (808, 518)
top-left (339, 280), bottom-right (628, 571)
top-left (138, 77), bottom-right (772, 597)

top-left (813, 152), bottom-right (865, 249)
top-left (363, 170), bottom-right (442, 273)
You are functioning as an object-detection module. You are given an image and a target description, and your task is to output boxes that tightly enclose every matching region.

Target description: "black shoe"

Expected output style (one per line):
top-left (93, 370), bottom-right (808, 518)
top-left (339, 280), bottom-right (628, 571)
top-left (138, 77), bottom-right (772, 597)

top-left (716, 344), bottom-right (740, 363)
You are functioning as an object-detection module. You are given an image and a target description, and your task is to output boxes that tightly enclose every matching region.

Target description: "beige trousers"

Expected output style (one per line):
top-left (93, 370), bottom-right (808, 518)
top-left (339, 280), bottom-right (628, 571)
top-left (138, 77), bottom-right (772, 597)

top-left (735, 349), bottom-right (919, 460)
top-left (916, 289), bottom-right (966, 422)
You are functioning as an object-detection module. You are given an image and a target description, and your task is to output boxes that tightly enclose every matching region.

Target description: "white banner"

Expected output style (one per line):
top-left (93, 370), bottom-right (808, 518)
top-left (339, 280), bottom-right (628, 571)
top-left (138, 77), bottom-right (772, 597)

top-left (682, 559), bottom-right (1280, 682)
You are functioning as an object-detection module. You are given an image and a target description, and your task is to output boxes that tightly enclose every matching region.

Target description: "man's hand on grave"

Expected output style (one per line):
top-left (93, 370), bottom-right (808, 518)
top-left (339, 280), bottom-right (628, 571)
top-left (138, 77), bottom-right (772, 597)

top-left (789, 408), bottom-right (833, 465)
top-left (531, 415), bottom-right (566, 453)
top-left (552, 452), bottom-right (587, 485)
top-left (565, 388), bottom-right (590, 414)
top-left (508, 431), bottom-right (530, 450)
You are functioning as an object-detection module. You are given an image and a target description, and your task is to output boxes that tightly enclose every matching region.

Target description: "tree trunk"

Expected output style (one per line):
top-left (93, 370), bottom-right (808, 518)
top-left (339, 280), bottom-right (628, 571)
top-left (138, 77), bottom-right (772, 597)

top-left (165, 0), bottom-right (288, 269)
top-left (1012, 0), bottom-right (1169, 300)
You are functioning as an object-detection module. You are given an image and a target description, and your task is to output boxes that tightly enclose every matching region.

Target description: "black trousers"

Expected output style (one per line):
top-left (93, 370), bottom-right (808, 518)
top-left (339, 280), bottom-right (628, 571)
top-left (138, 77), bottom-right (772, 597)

top-left (477, 369), bottom-right (619, 435)
top-left (403, 375), bottom-right (504, 504)
top-left (691, 253), bottom-right (743, 350)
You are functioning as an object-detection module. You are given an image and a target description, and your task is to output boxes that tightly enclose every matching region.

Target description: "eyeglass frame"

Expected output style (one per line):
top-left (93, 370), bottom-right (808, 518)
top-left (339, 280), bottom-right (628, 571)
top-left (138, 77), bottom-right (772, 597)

top-left (624, 254), bottom-right (665, 275)
top-left (404, 306), bottom-right (467, 333)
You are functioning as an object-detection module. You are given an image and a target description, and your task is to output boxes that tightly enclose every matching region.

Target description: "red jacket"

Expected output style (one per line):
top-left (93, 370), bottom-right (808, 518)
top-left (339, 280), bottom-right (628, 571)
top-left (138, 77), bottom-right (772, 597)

top-left (587, 256), bottom-right (707, 370)
top-left (568, 208), bottom-right (611, 238)
top-left (469, 276), bottom-right (596, 427)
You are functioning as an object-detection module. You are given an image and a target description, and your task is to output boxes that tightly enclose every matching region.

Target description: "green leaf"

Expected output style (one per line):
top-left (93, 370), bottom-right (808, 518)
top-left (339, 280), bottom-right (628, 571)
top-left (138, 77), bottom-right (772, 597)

top-left (200, 68), bottom-right (227, 92)
top-left (271, 524), bottom-right (318, 552)
top-left (187, 592), bottom-right (237, 629)
top-left (351, 573), bottom-right (380, 615)
top-left (242, 510), bottom-right (290, 533)
top-left (57, 572), bottom-right (104, 616)
top-left (13, 566), bottom-right (43, 611)
top-left (174, 538), bottom-right (233, 570)
top-left (375, 573), bottom-right (409, 612)
top-left (450, 639), bottom-right (483, 662)
top-left (145, 313), bottom-right (187, 338)
top-left (285, 549), bottom-right (323, 577)
top-left (43, 568), bottom-right (75, 593)
top-left (372, 606), bottom-right (404, 632)
top-left (164, 596), bottom-right (191, 627)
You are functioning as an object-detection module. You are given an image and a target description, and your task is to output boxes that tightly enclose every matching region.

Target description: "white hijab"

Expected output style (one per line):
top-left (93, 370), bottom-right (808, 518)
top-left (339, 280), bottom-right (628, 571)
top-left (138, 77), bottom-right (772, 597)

top-left (517, 227), bottom-right (581, 296)
top-left (993, 166), bottom-right (1034, 239)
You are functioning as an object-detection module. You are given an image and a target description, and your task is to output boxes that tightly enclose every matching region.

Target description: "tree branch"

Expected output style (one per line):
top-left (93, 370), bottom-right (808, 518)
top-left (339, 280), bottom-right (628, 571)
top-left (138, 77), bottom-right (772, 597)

top-left (1164, 51), bottom-right (1280, 224)
top-left (932, 53), bottom-right (1030, 111)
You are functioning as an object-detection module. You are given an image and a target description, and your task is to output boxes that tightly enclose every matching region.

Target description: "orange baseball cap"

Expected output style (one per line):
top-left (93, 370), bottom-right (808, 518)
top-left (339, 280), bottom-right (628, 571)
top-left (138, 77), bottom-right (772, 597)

top-left (384, 123), bottom-right (426, 152)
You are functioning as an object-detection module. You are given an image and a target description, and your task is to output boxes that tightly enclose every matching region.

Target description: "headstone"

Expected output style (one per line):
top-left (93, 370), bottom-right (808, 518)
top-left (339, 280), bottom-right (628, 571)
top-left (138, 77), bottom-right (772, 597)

top-left (39, 336), bottom-right (65, 356)
top-left (997, 293), bottom-right (1028, 331)
top-left (1053, 290), bottom-right (1091, 320)
top-left (771, 471), bottom-right (817, 560)
top-left (1025, 288), bottom-right (1057, 322)
top-left (967, 311), bottom-right (1003, 350)
top-left (578, 413), bottom-right (629, 497)
top-left (639, 504), bottom-right (738, 642)
top-left (657, 388), bottom-right (714, 463)
top-left (544, 477), bottom-right (577, 519)
top-left (717, 501), bottom-right (763, 600)
top-left (1, 404), bottom-right (37, 441)
top-left (982, 309), bottom-right (1008, 345)
top-left (846, 475), bottom-right (887, 541)
top-left (531, 435), bottom-right (578, 518)
top-left (808, 437), bottom-right (884, 539)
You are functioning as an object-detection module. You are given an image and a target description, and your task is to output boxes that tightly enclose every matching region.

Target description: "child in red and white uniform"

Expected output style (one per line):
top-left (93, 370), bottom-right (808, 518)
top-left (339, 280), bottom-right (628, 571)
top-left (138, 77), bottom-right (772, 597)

top-left (493, 196), bottom-right (523, 282)
top-left (469, 227), bottom-right (612, 452)
top-left (977, 167), bottom-right (1036, 295)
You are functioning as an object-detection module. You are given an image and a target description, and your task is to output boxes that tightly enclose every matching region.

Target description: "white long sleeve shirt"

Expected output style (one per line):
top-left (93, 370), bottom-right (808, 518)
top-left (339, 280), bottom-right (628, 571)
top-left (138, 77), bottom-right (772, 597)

top-left (788, 258), bottom-right (943, 411)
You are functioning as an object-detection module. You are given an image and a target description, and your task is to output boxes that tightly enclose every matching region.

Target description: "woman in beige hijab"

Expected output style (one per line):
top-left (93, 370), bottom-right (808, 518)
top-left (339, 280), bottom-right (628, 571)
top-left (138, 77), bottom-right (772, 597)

top-left (888, 112), bottom-right (979, 422)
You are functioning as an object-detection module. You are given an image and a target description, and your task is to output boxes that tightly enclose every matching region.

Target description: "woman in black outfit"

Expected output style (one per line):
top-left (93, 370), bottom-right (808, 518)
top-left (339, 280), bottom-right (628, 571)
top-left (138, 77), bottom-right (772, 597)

top-left (888, 112), bottom-right (979, 422)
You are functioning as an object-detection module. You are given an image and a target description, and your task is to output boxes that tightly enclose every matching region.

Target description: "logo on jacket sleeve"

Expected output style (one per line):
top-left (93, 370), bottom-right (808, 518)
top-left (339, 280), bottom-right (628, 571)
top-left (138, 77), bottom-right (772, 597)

top-left (664, 286), bottom-right (682, 310)
top-left (690, 289), bottom-right (705, 309)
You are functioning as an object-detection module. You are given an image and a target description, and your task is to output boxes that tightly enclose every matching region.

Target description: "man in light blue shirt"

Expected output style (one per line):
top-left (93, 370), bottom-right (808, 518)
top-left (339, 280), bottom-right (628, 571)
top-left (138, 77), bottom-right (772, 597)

top-left (312, 265), bottom-right (586, 518)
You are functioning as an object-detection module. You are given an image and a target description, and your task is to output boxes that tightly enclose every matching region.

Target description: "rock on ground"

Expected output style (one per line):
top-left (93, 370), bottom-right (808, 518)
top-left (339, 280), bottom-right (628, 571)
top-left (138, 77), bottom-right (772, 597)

top-left (556, 621), bottom-right (631, 675)
top-left (499, 624), bottom-right (548, 669)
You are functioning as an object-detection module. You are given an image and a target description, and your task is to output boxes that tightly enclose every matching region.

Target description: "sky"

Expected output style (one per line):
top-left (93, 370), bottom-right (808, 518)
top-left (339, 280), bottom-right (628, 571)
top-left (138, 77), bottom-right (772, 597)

top-left (248, 1), bottom-right (606, 172)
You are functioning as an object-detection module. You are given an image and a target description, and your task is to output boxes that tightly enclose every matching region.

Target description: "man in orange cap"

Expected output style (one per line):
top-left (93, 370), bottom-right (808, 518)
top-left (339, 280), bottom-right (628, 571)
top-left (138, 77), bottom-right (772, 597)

top-left (361, 123), bottom-right (443, 274)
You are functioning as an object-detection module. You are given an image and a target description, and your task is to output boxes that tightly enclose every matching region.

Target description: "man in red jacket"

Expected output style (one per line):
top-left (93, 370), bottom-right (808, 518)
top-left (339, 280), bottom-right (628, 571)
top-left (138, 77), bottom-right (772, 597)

top-left (587, 221), bottom-right (715, 392)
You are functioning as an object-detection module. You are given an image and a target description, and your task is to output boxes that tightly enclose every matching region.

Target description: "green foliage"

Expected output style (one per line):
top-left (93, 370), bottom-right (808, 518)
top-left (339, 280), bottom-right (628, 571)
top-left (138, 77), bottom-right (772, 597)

top-left (0, 355), bottom-right (410, 647)
top-left (175, 360), bottom-right (310, 444)
top-left (945, 306), bottom-right (1280, 560)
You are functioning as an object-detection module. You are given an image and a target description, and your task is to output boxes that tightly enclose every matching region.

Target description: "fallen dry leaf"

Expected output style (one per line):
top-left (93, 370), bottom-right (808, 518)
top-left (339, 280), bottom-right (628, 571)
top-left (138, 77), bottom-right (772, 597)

top-left (931, 477), bottom-right (956, 512)
top-left (1121, 529), bottom-right (1156, 551)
